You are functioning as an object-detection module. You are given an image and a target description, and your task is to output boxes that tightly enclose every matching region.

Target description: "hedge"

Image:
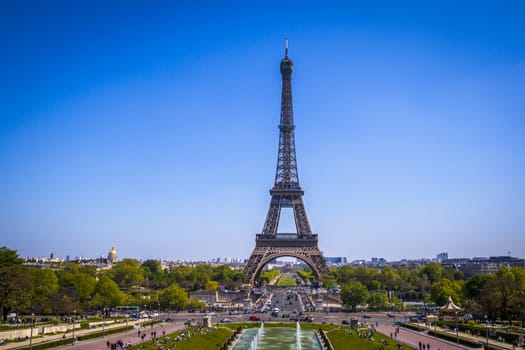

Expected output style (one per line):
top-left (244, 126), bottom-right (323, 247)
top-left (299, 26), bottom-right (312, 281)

top-left (401, 322), bottom-right (425, 332)
top-left (13, 325), bottom-right (135, 350)
top-left (428, 329), bottom-right (482, 348)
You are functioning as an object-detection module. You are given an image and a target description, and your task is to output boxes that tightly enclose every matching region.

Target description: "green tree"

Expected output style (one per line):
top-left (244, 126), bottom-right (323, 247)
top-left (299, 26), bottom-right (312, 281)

top-left (188, 297), bottom-right (206, 312)
top-left (91, 276), bottom-right (124, 308)
top-left (321, 271), bottom-right (337, 289)
top-left (354, 267), bottom-right (381, 290)
top-left (430, 278), bottom-right (462, 306)
top-left (480, 267), bottom-right (525, 322)
top-left (141, 259), bottom-right (165, 287)
top-left (421, 262), bottom-right (445, 284)
top-left (205, 280), bottom-right (219, 291)
top-left (341, 281), bottom-right (369, 312)
top-left (367, 291), bottom-right (388, 310)
top-left (0, 266), bottom-right (33, 320)
top-left (0, 247), bottom-right (23, 267)
top-left (46, 292), bottom-right (79, 315)
top-left (159, 283), bottom-right (189, 311)
top-left (297, 269), bottom-right (314, 284)
top-left (58, 271), bottom-right (96, 305)
top-left (380, 265), bottom-right (401, 291)
top-left (109, 259), bottom-right (145, 289)
top-left (30, 268), bottom-right (59, 313)
top-left (463, 274), bottom-right (493, 299)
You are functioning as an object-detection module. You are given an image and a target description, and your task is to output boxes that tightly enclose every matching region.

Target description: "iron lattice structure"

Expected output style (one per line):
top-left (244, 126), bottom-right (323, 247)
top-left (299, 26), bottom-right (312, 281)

top-left (244, 43), bottom-right (329, 286)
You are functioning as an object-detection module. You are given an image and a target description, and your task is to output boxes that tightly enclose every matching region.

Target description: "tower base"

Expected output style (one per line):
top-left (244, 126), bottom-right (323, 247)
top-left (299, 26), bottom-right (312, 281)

top-left (244, 235), bottom-right (329, 286)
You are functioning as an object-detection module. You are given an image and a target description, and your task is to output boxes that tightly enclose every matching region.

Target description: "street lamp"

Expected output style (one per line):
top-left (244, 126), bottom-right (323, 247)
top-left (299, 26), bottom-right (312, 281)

top-left (29, 313), bottom-right (34, 350)
top-left (485, 315), bottom-right (489, 349)
top-left (102, 308), bottom-right (106, 338)
top-left (169, 301), bottom-right (172, 316)
top-left (455, 312), bottom-right (459, 346)
top-left (72, 310), bottom-right (76, 346)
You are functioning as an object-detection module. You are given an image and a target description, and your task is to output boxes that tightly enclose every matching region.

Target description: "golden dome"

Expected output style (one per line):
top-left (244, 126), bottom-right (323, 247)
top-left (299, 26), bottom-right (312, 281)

top-left (108, 246), bottom-right (117, 264)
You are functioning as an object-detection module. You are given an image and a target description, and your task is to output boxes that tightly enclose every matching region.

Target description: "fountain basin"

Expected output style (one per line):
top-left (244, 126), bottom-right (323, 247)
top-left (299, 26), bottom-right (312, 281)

top-left (232, 326), bottom-right (321, 350)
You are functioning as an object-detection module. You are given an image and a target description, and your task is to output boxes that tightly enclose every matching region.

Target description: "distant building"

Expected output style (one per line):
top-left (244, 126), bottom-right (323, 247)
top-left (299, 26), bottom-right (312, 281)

top-left (389, 258), bottom-right (431, 269)
top-left (108, 246), bottom-right (118, 265)
top-left (436, 252), bottom-right (448, 263)
top-left (350, 259), bottom-right (366, 266)
top-left (325, 257), bottom-right (347, 265)
top-left (370, 257), bottom-right (387, 265)
top-left (442, 256), bottom-right (525, 278)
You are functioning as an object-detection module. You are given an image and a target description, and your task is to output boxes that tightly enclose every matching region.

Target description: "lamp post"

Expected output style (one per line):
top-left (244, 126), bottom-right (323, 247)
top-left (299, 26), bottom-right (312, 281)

top-left (455, 312), bottom-right (459, 346)
top-left (102, 308), bottom-right (106, 338)
top-left (169, 301), bottom-right (172, 317)
top-left (72, 310), bottom-right (76, 346)
top-left (485, 315), bottom-right (489, 349)
top-left (29, 313), bottom-right (34, 350)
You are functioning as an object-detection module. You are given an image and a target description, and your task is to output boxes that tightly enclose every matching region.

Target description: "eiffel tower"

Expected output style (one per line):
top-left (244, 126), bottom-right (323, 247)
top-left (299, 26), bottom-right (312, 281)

top-left (244, 40), bottom-right (329, 286)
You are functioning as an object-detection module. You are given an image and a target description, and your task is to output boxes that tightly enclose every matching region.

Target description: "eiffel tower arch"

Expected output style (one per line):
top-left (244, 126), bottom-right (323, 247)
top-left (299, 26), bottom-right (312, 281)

top-left (244, 40), bottom-right (329, 286)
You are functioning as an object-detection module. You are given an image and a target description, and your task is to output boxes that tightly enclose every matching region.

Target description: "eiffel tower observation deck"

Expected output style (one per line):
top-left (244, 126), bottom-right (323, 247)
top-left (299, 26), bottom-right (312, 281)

top-left (244, 40), bottom-right (329, 286)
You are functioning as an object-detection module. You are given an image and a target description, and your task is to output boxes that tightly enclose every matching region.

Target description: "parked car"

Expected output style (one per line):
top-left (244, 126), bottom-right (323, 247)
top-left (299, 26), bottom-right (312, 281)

top-left (249, 315), bottom-right (261, 321)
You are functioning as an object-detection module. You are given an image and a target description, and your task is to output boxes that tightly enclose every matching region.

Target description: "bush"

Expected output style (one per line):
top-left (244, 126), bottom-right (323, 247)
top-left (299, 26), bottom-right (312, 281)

top-left (428, 329), bottom-right (482, 347)
top-left (17, 325), bottom-right (134, 350)
top-left (401, 322), bottom-right (425, 332)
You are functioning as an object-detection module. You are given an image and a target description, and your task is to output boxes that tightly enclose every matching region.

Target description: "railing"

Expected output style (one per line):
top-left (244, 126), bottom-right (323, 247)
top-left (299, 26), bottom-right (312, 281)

top-left (256, 234), bottom-right (318, 240)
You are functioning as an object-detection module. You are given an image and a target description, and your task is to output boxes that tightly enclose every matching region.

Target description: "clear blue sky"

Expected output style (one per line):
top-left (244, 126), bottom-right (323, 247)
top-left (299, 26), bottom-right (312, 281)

top-left (1, 1), bottom-right (524, 262)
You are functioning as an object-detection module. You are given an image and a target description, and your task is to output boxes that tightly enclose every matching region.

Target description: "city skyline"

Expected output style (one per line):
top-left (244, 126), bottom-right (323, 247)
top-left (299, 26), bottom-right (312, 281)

top-left (1, 1), bottom-right (524, 262)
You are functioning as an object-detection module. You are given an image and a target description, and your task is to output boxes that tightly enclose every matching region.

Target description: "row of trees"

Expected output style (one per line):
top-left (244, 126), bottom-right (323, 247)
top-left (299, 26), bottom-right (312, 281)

top-left (0, 247), bottom-right (244, 320)
top-left (330, 263), bottom-right (525, 322)
top-left (2, 246), bottom-right (524, 323)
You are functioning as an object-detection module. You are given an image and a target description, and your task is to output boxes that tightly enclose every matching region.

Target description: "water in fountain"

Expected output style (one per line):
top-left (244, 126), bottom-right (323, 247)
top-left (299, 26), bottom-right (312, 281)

top-left (250, 323), bottom-right (265, 350)
top-left (296, 321), bottom-right (302, 350)
top-left (233, 326), bottom-right (321, 349)
top-left (251, 333), bottom-right (258, 350)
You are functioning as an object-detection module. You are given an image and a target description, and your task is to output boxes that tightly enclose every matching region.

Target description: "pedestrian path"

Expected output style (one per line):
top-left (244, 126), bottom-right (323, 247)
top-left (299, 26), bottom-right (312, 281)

top-left (56, 321), bottom-right (185, 350)
top-left (376, 323), bottom-right (519, 350)
top-left (3, 319), bottom-right (144, 350)
top-left (376, 323), bottom-right (466, 350)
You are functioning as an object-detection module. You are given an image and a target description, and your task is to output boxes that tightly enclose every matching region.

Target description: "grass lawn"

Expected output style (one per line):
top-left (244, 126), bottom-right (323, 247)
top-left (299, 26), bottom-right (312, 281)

top-left (327, 328), bottom-right (413, 350)
top-left (276, 273), bottom-right (297, 287)
top-left (128, 326), bottom-right (233, 350)
top-left (127, 322), bottom-right (412, 350)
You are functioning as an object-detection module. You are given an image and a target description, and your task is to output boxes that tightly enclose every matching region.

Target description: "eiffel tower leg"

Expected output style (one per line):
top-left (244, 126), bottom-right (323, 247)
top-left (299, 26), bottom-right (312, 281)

top-left (292, 198), bottom-right (312, 236)
top-left (244, 246), bottom-right (329, 286)
top-left (261, 199), bottom-right (281, 235)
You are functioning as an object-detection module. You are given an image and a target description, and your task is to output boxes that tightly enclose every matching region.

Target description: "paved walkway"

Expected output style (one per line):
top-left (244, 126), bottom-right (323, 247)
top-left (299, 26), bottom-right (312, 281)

top-left (376, 323), bottom-right (466, 350)
top-left (1, 320), bottom-right (180, 350)
top-left (376, 323), bottom-right (521, 350)
top-left (55, 321), bottom-right (185, 350)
